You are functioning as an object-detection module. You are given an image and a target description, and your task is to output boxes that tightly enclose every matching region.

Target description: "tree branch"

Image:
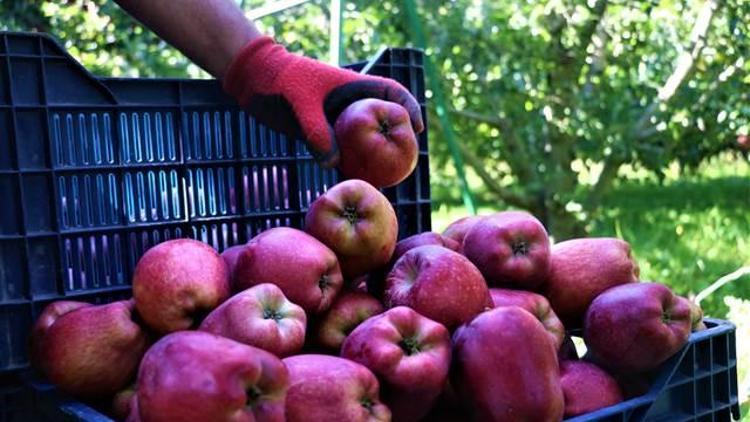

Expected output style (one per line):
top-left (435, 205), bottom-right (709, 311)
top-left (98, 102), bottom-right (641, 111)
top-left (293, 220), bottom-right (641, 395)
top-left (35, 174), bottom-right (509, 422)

top-left (584, 156), bottom-right (623, 212)
top-left (579, 0), bottom-right (609, 59)
top-left (457, 142), bottom-right (536, 210)
top-left (633, 0), bottom-right (719, 139)
top-left (440, 107), bottom-right (535, 184)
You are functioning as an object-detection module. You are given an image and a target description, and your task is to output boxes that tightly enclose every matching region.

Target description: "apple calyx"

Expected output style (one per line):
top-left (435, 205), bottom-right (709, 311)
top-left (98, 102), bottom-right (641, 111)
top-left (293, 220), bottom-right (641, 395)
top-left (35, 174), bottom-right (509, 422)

top-left (263, 307), bottom-right (284, 322)
top-left (662, 309), bottom-right (672, 324)
top-left (245, 385), bottom-right (262, 407)
top-left (378, 120), bottom-right (391, 137)
top-left (399, 337), bottom-right (422, 356)
top-left (342, 205), bottom-right (360, 225)
top-left (511, 239), bottom-right (529, 256)
top-left (361, 397), bottom-right (375, 412)
top-left (319, 275), bottom-right (331, 291)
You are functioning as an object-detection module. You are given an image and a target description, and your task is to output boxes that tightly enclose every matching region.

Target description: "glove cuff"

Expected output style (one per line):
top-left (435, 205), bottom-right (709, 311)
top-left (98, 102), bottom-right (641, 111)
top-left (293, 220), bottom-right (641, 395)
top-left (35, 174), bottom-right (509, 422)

top-left (222, 36), bottom-right (289, 106)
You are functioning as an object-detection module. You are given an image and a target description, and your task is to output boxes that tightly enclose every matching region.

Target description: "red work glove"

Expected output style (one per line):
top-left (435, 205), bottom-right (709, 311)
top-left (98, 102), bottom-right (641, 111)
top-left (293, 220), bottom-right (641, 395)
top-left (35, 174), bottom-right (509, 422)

top-left (223, 36), bottom-right (424, 167)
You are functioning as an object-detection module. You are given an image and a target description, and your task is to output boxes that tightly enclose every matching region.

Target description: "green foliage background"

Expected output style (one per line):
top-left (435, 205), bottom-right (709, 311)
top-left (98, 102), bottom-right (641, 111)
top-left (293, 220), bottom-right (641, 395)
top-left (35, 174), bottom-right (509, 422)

top-left (2, 0), bottom-right (749, 409)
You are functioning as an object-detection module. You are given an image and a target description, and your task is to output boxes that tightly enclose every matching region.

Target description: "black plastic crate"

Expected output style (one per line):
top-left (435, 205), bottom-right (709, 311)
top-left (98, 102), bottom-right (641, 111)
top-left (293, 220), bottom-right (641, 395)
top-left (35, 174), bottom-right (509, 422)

top-left (0, 31), bottom-right (430, 378)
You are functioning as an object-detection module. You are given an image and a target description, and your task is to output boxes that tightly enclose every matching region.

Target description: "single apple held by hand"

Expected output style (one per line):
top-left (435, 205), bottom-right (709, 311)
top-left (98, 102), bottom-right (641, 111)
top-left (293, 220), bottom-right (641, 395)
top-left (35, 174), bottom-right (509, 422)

top-left (584, 282), bottom-right (692, 372)
top-left (341, 306), bottom-right (451, 422)
top-left (305, 179), bottom-right (398, 278)
top-left (135, 331), bottom-right (288, 422)
top-left (335, 98), bottom-right (419, 188)
top-left (283, 354), bottom-right (391, 422)
top-left (385, 245), bottom-right (491, 330)
top-left (452, 306), bottom-right (564, 422)
top-left (32, 300), bottom-right (148, 400)
top-left (545, 237), bottom-right (639, 328)
top-left (315, 290), bottom-right (384, 351)
top-left (489, 288), bottom-right (565, 350)
top-left (233, 227), bottom-right (343, 314)
top-left (560, 361), bottom-right (623, 417)
top-left (199, 283), bottom-right (307, 357)
top-left (133, 238), bottom-right (230, 334)
top-left (462, 211), bottom-right (550, 290)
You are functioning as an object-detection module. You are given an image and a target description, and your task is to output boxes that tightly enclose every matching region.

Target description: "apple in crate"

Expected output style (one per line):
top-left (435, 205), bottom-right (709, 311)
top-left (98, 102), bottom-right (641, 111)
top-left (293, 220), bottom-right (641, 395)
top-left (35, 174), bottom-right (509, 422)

top-left (462, 211), bottom-right (551, 290)
top-left (31, 299), bottom-right (148, 399)
top-left (233, 227), bottom-right (343, 314)
top-left (367, 231), bottom-right (460, 299)
top-left (135, 331), bottom-right (288, 422)
top-left (451, 306), bottom-right (564, 422)
top-left (545, 237), bottom-right (639, 328)
top-left (315, 290), bottom-right (384, 351)
top-left (220, 244), bottom-right (246, 285)
top-left (441, 215), bottom-right (484, 246)
top-left (199, 283), bottom-right (307, 357)
top-left (584, 282), bottom-right (692, 372)
top-left (385, 245), bottom-right (491, 330)
top-left (305, 179), bottom-right (397, 278)
top-left (133, 238), bottom-right (230, 334)
top-left (334, 98), bottom-right (419, 188)
top-left (341, 306), bottom-right (451, 422)
top-left (489, 288), bottom-right (565, 350)
top-left (283, 354), bottom-right (391, 422)
top-left (560, 360), bottom-right (623, 417)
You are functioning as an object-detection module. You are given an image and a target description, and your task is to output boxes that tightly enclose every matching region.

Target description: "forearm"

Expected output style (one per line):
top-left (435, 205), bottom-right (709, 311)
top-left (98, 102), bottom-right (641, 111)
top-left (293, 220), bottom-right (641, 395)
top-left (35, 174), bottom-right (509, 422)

top-left (114, 0), bottom-right (261, 78)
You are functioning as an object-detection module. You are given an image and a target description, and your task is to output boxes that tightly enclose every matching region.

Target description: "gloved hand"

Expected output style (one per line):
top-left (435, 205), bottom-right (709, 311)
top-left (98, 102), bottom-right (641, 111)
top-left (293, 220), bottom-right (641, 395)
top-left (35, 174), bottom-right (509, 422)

top-left (222, 36), bottom-right (424, 167)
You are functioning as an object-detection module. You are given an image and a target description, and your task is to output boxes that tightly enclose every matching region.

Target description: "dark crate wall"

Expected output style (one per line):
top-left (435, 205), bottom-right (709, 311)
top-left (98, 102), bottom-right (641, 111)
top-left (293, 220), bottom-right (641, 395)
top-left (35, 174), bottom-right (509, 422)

top-left (0, 32), bottom-right (430, 374)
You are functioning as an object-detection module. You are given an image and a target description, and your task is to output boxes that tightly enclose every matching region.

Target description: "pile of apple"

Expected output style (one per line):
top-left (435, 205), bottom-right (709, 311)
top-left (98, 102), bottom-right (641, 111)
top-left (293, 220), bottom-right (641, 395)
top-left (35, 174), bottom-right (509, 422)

top-left (29, 100), bottom-right (707, 422)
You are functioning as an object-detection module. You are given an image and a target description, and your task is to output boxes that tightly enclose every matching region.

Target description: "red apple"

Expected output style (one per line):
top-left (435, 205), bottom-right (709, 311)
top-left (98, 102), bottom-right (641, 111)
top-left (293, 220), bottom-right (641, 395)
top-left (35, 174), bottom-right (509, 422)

top-left (452, 306), bottom-right (564, 422)
top-left (545, 237), bottom-right (640, 328)
top-left (462, 211), bottom-right (550, 290)
top-left (489, 288), bottom-right (564, 350)
top-left (305, 179), bottom-right (398, 278)
top-left (111, 384), bottom-right (137, 421)
top-left (135, 331), bottom-right (288, 422)
top-left (31, 300), bottom-right (148, 399)
top-left (341, 306), bottom-right (451, 422)
top-left (441, 215), bottom-right (484, 245)
top-left (132, 238), bottom-right (230, 334)
top-left (315, 291), bottom-right (384, 351)
top-left (385, 245), bottom-right (491, 330)
top-left (335, 98), bottom-right (419, 188)
top-left (393, 232), bottom-right (460, 260)
top-left (584, 282), bottom-right (692, 372)
top-left (220, 244), bottom-right (246, 285)
top-left (560, 361), bottom-right (623, 417)
top-left (199, 283), bottom-right (307, 357)
top-left (233, 227), bottom-right (343, 314)
top-left (30, 300), bottom-right (91, 370)
top-left (367, 232), bottom-right (460, 299)
top-left (283, 354), bottom-right (391, 422)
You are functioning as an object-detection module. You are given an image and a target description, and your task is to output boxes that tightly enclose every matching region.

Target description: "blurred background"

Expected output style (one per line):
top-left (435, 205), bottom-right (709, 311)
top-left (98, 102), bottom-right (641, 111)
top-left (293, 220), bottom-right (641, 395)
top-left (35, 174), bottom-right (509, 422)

top-left (2, 0), bottom-right (749, 414)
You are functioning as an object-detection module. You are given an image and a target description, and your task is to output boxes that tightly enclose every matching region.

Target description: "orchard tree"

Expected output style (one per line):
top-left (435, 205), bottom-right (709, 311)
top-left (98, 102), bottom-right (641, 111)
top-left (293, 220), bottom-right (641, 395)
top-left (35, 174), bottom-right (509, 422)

top-left (3, 0), bottom-right (748, 238)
